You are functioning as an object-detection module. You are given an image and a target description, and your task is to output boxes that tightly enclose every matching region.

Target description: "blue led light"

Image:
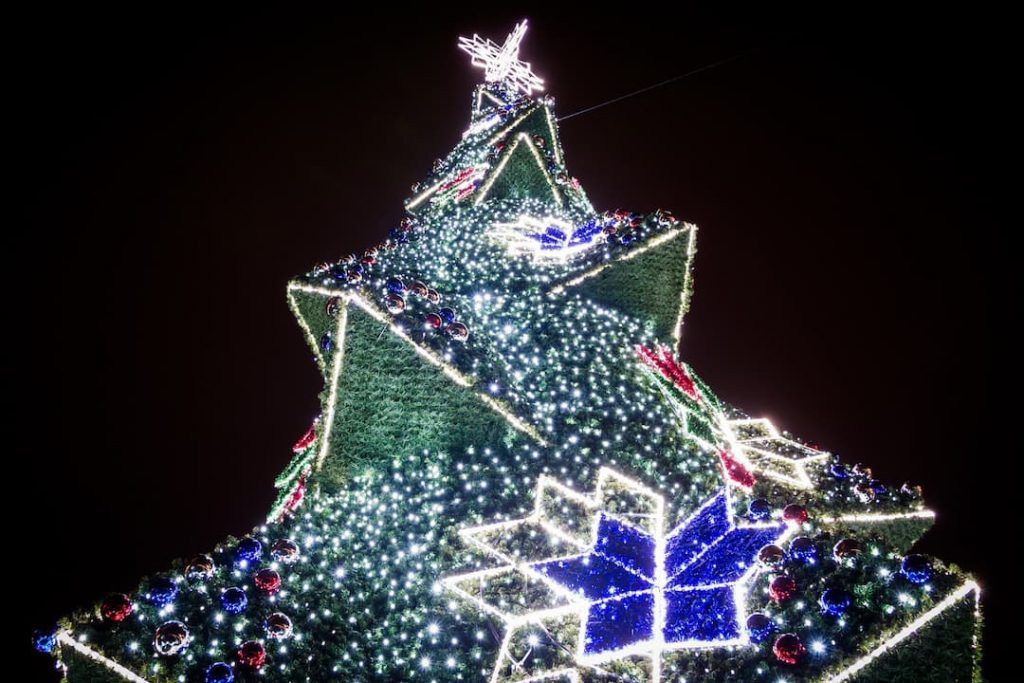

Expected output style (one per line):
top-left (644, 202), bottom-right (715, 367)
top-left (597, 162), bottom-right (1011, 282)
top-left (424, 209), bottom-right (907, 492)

top-left (532, 552), bottom-right (651, 600)
top-left (663, 586), bottom-right (739, 642)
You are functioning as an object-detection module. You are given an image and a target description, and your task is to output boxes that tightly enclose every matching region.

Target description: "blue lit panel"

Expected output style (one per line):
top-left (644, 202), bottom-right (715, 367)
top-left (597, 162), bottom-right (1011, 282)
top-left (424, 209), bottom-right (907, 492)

top-left (532, 553), bottom-right (652, 600)
top-left (583, 592), bottom-right (655, 655)
top-left (668, 525), bottom-right (786, 588)
top-left (664, 494), bottom-right (730, 577)
top-left (663, 587), bottom-right (739, 642)
top-left (595, 514), bottom-right (656, 579)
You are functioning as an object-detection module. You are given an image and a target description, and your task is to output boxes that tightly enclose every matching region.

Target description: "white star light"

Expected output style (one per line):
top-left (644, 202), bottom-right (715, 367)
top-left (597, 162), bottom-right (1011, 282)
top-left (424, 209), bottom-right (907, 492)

top-left (459, 20), bottom-right (545, 96)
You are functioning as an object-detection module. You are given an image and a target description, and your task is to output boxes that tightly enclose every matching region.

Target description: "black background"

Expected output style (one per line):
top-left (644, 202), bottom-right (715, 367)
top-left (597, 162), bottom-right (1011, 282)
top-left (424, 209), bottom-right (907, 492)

top-left (12, 8), bottom-right (1011, 681)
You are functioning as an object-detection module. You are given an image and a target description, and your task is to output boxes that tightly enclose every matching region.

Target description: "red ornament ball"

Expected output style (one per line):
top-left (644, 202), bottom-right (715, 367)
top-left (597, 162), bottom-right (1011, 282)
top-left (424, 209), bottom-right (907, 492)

top-left (265, 612), bottom-right (293, 640)
top-left (385, 293), bottom-right (407, 314)
top-left (325, 296), bottom-right (341, 317)
top-left (237, 640), bottom-right (266, 669)
top-left (271, 538), bottom-right (300, 564)
top-left (426, 288), bottom-right (441, 304)
top-left (833, 538), bottom-right (863, 562)
top-left (409, 280), bottom-right (429, 297)
top-left (424, 312), bottom-right (443, 330)
top-left (185, 554), bottom-right (216, 582)
top-left (254, 569), bottom-right (282, 595)
top-left (447, 322), bottom-right (470, 343)
top-left (773, 633), bottom-right (806, 665)
top-left (757, 544), bottom-right (786, 568)
top-left (782, 504), bottom-right (808, 525)
top-left (154, 620), bottom-right (190, 656)
top-left (100, 593), bottom-right (133, 623)
top-left (854, 481), bottom-right (876, 503)
top-left (769, 575), bottom-right (798, 602)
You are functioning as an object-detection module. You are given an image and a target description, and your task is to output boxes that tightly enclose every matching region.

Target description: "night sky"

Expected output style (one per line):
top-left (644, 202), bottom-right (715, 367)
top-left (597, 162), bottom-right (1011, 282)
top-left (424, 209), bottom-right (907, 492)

top-left (13, 9), bottom-right (1010, 681)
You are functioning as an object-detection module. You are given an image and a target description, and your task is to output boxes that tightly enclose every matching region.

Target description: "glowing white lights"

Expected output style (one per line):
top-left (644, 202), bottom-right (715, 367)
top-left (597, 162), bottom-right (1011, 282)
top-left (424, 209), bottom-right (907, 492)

top-left (56, 632), bottom-right (153, 683)
top-left (825, 581), bottom-right (980, 682)
top-left (722, 418), bottom-right (832, 490)
top-left (458, 20), bottom-right (544, 96)
top-left (285, 283), bottom-right (548, 477)
top-left (489, 215), bottom-right (604, 262)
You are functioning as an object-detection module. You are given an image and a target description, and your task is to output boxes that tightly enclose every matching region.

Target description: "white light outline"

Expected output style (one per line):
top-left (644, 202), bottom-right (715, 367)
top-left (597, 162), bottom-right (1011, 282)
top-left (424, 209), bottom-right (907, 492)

top-left (721, 417), bottom-right (832, 490)
top-left (287, 283), bottom-right (548, 463)
top-left (56, 632), bottom-right (154, 683)
top-left (543, 105), bottom-right (564, 168)
top-left (286, 287), bottom-right (327, 370)
top-left (405, 178), bottom-right (445, 212)
top-left (824, 581), bottom-right (980, 682)
top-left (443, 467), bottom-right (791, 683)
top-left (819, 509), bottom-right (936, 524)
top-left (546, 228), bottom-right (686, 296)
top-left (314, 302), bottom-right (349, 471)
top-left (671, 223), bottom-right (699, 346)
top-left (475, 132), bottom-right (563, 207)
top-left (474, 87), bottom-right (511, 116)
top-left (458, 20), bottom-right (544, 96)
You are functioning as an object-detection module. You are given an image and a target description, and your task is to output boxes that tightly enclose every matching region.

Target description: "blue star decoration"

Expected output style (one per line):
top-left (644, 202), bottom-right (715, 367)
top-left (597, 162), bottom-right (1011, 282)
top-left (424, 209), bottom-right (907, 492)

top-left (531, 491), bottom-right (787, 662)
top-left (443, 469), bottom-right (791, 677)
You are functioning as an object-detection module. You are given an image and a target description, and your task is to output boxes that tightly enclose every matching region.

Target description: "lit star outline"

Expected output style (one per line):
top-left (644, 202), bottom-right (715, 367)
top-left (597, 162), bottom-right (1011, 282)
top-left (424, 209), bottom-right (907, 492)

top-left (440, 467), bottom-right (793, 683)
top-left (459, 20), bottom-right (545, 96)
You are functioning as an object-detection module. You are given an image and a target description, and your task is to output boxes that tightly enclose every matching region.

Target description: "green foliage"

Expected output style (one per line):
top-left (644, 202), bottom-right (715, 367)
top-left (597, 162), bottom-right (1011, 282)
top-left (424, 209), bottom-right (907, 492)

top-left (317, 304), bottom-right (514, 491)
top-left (288, 288), bottom-right (338, 376)
top-left (566, 227), bottom-right (694, 341)
top-left (847, 594), bottom-right (981, 683)
top-left (483, 138), bottom-right (560, 207)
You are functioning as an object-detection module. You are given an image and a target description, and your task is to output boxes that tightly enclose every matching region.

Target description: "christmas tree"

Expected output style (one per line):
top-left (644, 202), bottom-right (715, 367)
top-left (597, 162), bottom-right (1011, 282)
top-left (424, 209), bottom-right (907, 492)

top-left (36, 21), bottom-right (982, 683)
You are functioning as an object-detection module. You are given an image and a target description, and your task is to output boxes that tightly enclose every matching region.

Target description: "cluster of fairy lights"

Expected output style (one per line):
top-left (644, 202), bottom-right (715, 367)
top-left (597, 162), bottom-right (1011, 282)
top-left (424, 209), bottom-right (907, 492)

top-left (54, 448), bottom-right (976, 682)
top-left (47, 21), bottom-right (980, 683)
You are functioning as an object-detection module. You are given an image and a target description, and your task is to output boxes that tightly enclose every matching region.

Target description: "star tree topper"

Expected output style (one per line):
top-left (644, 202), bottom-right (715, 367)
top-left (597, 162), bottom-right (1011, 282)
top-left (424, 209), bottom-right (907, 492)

top-left (459, 20), bottom-right (545, 96)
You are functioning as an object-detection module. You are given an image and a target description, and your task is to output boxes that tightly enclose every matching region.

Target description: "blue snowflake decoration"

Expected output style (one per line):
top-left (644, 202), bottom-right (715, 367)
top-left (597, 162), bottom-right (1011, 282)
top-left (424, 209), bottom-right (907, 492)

top-left (489, 215), bottom-right (610, 261)
top-left (444, 469), bottom-right (794, 678)
top-left (531, 490), bottom-right (787, 661)
top-left (527, 217), bottom-right (606, 252)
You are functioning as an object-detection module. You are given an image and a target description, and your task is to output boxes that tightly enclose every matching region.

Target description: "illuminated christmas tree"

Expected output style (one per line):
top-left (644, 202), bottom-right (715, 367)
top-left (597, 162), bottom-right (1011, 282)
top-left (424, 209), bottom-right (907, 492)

top-left (37, 21), bottom-right (982, 683)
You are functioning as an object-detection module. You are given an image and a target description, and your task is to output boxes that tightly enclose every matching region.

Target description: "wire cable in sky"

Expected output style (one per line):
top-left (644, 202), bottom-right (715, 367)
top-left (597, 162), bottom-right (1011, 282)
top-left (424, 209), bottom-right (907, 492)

top-left (557, 47), bottom-right (759, 122)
